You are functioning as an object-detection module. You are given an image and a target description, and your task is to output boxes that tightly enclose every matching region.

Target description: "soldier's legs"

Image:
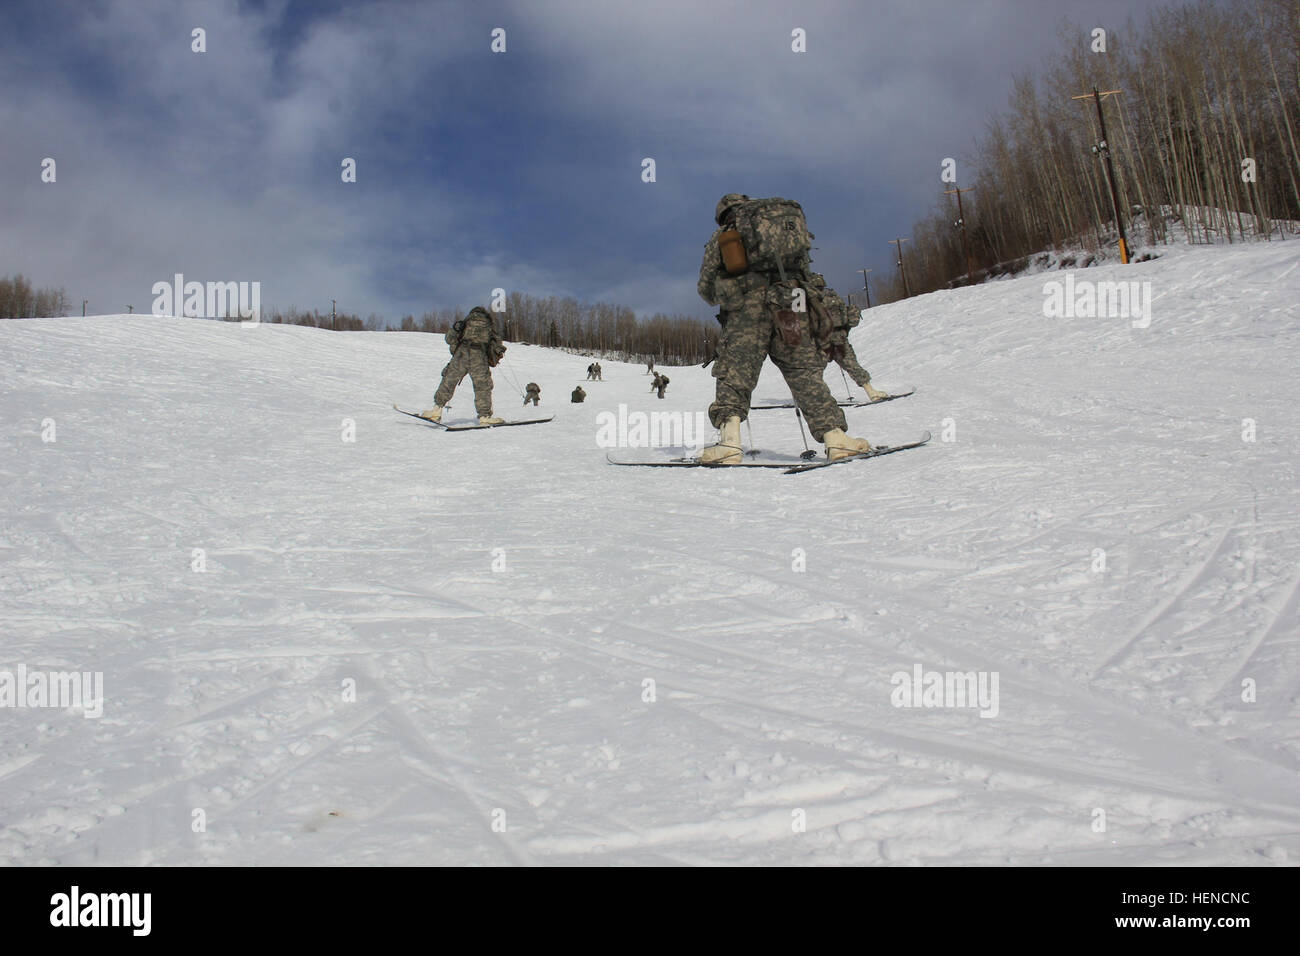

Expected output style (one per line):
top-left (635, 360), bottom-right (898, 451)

top-left (467, 356), bottom-right (495, 417)
top-left (772, 359), bottom-right (846, 441)
top-left (708, 309), bottom-right (769, 429)
top-left (434, 353), bottom-right (470, 407)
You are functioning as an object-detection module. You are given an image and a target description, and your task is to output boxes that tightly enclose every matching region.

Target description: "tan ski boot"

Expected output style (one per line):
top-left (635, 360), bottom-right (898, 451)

top-left (419, 405), bottom-right (444, 422)
top-left (699, 415), bottom-right (743, 464)
top-left (479, 414), bottom-right (506, 425)
top-left (864, 382), bottom-right (890, 402)
top-left (823, 427), bottom-right (873, 461)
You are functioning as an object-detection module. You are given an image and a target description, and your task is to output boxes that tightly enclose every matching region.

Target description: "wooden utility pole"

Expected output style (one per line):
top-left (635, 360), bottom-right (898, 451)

top-left (889, 238), bottom-right (911, 298)
top-left (1072, 87), bottom-right (1130, 263)
top-left (857, 268), bottom-right (872, 309)
top-left (944, 184), bottom-right (976, 280)
top-left (81, 299), bottom-right (87, 317)
top-left (331, 299), bottom-right (337, 330)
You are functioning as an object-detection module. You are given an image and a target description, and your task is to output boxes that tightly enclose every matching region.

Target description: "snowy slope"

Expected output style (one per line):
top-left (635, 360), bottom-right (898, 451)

top-left (2, 241), bottom-right (1298, 865)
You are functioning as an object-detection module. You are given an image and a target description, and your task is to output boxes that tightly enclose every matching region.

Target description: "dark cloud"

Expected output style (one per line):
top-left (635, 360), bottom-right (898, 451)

top-left (0, 0), bottom-right (1173, 320)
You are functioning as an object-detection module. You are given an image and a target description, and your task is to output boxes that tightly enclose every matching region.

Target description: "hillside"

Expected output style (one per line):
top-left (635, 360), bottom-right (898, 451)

top-left (2, 239), bottom-right (1298, 865)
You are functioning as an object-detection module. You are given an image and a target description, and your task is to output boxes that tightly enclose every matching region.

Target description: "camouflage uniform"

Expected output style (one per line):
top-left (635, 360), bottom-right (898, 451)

top-left (698, 231), bottom-right (844, 442)
top-left (655, 373), bottom-right (669, 399)
top-left (524, 382), bottom-right (541, 406)
top-left (571, 386), bottom-right (586, 403)
top-left (594, 363), bottom-right (603, 381)
top-left (808, 274), bottom-right (875, 389)
top-left (434, 307), bottom-right (502, 417)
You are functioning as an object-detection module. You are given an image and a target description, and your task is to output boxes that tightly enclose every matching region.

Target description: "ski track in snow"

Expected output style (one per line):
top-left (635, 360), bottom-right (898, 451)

top-left (2, 241), bottom-right (1299, 865)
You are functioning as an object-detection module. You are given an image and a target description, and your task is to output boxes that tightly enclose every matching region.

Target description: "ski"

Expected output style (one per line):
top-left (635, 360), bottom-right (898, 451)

top-left (751, 388), bottom-right (915, 410)
top-left (606, 451), bottom-right (806, 469)
top-left (607, 432), bottom-right (930, 472)
top-left (393, 405), bottom-right (553, 430)
top-left (782, 431), bottom-right (931, 473)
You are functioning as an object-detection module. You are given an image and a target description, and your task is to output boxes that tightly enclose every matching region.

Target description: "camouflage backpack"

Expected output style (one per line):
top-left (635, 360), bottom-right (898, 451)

top-left (459, 307), bottom-right (494, 346)
top-left (729, 197), bottom-right (812, 277)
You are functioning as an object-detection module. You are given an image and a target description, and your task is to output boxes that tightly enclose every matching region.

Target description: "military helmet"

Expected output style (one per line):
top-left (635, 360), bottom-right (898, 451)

top-left (714, 193), bottom-right (750, 226)
top-left (468, 305), bottom-right (489, 317)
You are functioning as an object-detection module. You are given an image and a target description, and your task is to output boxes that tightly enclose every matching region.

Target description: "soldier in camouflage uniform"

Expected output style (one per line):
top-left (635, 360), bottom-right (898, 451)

top-left (571, 385), bottom-right (586, 403)
top-left (698, 194), bottom-right (873, 463)
top-left (524, 382), bottom-right (541, 406)
top-left (653, 372), bottom-right (669, 399)
top-left (420, 306), bottom-right (506, 425)
top-left (808, 273), bottom-right (888, 402)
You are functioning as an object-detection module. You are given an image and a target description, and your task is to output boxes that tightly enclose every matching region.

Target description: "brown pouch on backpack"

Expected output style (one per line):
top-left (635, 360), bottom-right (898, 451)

top-left (719, 230), bottom-right (748, 275)
top-left (774, 310), bottom-right (802, 347)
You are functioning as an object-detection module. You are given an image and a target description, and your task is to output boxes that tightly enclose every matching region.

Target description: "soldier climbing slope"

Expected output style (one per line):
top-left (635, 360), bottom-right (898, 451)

top-left (652, 372), bottom-right (670, 399)
top-left (571, 385), bottom-right (587, 403)
top-left (594, 362), bottom-right (603, 381)
top-left (808, 273), bottom-right (889, 402)
top-left (421, 306), bottom-right (507, 425)
top-left (696, 193), bottom-right (875, 463)
top-left (524, 382), bottom-right (541, 406)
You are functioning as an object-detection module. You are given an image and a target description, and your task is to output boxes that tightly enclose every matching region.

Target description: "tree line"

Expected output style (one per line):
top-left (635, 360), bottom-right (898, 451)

top-left (1, 282), bottom-right (718, 365)
top-left (261, 293), bottom-right (718, 366)
top-left (0, 275), bottom-right (69, 318)
top-left (874, 0), bottom-right (1300, 303)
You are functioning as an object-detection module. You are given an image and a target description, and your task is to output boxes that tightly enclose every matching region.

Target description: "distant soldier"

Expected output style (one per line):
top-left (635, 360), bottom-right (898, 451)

top-left (696, 194), bottom-right (873, 463)
top-left (571, 385), bottom-right (587, 403)
top-left (646, 361), bottom-right (654, 375)
top-left (524, 382), bottom-right (541, 406)
top-left (586, 363), bottom-right (596, 380)
top-left (421, 306), bottom-right (506, 425)
top-left (808, 273), bottom-right (888, 402)
top-left (654, 373), bottom-right (669, 399)
top-left (594, 362), bottom-right (603, 381)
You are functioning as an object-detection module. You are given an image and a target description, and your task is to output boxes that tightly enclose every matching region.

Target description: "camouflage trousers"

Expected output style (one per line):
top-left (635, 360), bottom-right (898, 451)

top-left (435, 347), bottom-right (494, 416)
top-left (708, 308), bottom-right (846, 442)
top-left (832, 337), bottom-right (872, 388)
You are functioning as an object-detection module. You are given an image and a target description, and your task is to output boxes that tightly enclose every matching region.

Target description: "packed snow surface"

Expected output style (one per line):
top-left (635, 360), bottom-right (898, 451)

top-left (2, 241), bottom-right (1298, 865)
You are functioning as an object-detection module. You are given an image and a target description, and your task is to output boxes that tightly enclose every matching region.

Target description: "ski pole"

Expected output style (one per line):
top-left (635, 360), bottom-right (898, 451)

top-left (839, 366), bottom-right (854, 402)
top-left (794, 408), bottom-right (815, 459)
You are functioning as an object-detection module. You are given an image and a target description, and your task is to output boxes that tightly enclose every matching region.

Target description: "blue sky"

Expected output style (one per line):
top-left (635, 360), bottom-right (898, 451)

top-left (1, 0), bottom-right (1170, 322)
